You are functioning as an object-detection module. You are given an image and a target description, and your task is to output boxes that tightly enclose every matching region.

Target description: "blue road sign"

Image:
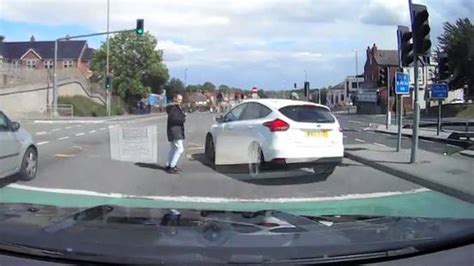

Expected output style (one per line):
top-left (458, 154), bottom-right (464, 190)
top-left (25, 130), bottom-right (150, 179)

top-left (431, 83), bottom-right (449, 99)
top-left (395, 72), bottom-right (410, 95)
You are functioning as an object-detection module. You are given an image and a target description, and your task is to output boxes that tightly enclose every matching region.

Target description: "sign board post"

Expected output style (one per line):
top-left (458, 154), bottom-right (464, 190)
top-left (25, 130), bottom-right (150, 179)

top-left (395, 72), bottom-right (410, 152)
top-left (430, 83), bottom-right (449, 136)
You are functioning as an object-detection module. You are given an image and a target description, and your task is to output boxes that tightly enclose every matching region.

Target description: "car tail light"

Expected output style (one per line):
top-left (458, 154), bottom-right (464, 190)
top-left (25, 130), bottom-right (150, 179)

top-left (263, 119), bottom-right (289, 132)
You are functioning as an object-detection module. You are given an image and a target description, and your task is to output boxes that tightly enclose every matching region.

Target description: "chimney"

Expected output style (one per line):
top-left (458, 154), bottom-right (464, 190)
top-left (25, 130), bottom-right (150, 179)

top-left (30, 35), bottom-right (35, 42)
top-left (372, 43), bottom-right (377, 54)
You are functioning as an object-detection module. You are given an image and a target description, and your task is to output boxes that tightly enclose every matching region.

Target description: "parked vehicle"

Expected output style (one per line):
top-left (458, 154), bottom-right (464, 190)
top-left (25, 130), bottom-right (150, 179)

top-left (0, 111), bottom-right (38, 180)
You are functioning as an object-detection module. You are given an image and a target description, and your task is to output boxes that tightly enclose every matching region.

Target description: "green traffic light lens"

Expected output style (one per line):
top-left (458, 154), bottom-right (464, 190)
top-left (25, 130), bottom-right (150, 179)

top-left (137, 29), bottom-right (143, 34)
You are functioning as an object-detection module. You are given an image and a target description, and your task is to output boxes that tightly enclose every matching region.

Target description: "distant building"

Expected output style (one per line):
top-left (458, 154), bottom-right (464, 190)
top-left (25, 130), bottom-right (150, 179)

top-left (326, 82), bottom-right (345, 107)
top-left (0, 35), bottom-right (94, 72)
top-left (344, 75), bottom-right (364, 104)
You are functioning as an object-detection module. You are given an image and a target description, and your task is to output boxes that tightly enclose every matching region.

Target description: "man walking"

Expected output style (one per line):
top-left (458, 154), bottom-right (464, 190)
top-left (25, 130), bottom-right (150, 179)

top-left (165, 94), bottom-right (185, 174)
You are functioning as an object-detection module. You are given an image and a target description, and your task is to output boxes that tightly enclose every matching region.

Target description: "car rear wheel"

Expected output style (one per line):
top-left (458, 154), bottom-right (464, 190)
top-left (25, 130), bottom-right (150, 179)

top-left (312, 165), bottom-right (336, 180)
top-left (18, 147), bottom-right (38, 181)
top-left (205, 134), bottom-right (215, 164)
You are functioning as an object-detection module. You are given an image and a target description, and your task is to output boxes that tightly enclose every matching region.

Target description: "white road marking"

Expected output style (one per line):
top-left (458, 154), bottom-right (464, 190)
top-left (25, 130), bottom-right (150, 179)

top-left (354, 138), bottom-right (366, 143)
top-left (348, 120), bottom-right (365, 125)
top-left (54, 154), bottom-right (76, 158)
top-left (35, 131), bottom-right (47, 135)
top-left (51, 128), bottom-right (61, 132)
top-left (75, 132), bottom-right (85, 136)
top-left (343, 135), bottom-right (348, 139)
top-left (34, 120), bottom-right (105, 124)
top-left (65, 126), bottom-right (73, 129)
top-left (37, 141), bottom-right (50, 146)
top-left (6, 184), bottom-right (430, 203)
top-left (57, 136), bottom-right (69, 141)
top-left (89, 130), bottom-right (97, 134)
top-left (447, 144), bottom-right (458, 148)
top-left (99, 127), bottom-right (107, 131)
top-left (373, 142), bottom-right (388, 147)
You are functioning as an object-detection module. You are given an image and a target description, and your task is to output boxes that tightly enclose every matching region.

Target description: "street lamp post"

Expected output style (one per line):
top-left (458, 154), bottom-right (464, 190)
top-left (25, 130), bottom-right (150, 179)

top-left (106, 0), bottom-right (111, 117)
top-left (184, 68), bottom-right (188, 88)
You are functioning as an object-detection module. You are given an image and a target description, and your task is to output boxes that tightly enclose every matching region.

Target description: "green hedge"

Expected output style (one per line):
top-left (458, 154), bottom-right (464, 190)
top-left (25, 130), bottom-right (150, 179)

top-left (58, 96), bottom-right (125, 117)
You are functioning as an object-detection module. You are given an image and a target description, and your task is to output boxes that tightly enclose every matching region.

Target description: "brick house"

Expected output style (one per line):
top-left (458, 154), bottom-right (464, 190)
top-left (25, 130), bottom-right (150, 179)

top-left (363, 43), bottom-right (399, 90)
top-left (0, 35), bottom-right (94, 72)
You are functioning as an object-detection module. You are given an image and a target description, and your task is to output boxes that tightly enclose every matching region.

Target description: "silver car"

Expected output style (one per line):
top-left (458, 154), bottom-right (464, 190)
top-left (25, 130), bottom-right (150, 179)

top-left (0, 111), bottom-right (38, 180)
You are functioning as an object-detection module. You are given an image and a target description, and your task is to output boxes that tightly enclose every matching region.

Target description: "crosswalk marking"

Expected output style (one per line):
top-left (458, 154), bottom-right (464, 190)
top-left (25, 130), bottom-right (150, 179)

top-left (354, 138), bottom-right (365, 143)
top-left (75, 133), bottom-right (85, 136)
top-left (37, 141), bottom-right (50, 146)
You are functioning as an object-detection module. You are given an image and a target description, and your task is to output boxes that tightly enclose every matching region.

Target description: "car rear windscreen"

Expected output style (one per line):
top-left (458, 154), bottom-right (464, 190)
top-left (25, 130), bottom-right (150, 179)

top-left (279, 105), bottom-right (335, 123)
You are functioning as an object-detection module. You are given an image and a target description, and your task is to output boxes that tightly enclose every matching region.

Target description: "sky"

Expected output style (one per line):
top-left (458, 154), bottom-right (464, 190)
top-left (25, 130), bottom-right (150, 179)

top-left (0, 0), bottom-right (473, 90)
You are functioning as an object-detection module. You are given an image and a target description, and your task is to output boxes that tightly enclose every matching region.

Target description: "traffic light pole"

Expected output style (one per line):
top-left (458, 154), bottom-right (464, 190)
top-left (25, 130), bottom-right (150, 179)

top-left (437, 99), bottom-right (442, 135)
top-left (52, 29), bottom-right (135, 117)
top-left (386, 67), bottom-right (391, 129)
top-left (106, 0), bottom-right (111, 117)
top-left (410, 56), bottom-right (420, 163)
top-left (396, 94), bottom-right (403, 151)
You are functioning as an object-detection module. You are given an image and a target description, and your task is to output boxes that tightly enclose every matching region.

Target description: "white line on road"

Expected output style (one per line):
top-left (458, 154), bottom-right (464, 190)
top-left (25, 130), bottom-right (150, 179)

top-left (343, 136), bottom-right (348, 139)
top-left (51, 128), bottom-right (61, 132)
top-left (447, 144), bottom-right (458, 148)
top-left (57, 136), bottom-right (69, 141)
top-left (354, 138), bottom-right (366, 143)
top-left (35, 131), bottom-right (47, 135)
top-left (37, 141), bottom-right (50, 146)
top-left (75, 125), bottom-right (82, 128)
top-left (75, 132), bottom-right (85, 136)
top-left (6, 184), bottom-right (430, 203)
top-left (65, 126), bottom-right (73, 129)
top-left (99, 127), bottom-right (107, 131)
top-left (89, 130), bottom-right (97, 134)
top-left (373, 142), bottom-right (388, 147)
top-left (348, 120), bottom-right (365, 125)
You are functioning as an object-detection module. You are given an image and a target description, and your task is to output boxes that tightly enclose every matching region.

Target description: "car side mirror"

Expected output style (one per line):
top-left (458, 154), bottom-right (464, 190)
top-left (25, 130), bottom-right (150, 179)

top-left (215, 115), bottom-right (224, 123)
top-left (11, 121), bottom-right (20, 132)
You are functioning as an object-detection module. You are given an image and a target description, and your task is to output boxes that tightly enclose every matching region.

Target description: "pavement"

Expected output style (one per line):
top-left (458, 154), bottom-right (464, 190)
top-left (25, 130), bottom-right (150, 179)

top-left (0, 112), bottom-right (473, 218)
top-left (345, 143), bottom-right (474, 203)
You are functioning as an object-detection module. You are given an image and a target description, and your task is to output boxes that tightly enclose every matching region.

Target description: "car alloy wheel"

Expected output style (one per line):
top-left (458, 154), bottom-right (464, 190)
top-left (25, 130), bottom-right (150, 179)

top-left (19, 147), bottom-right (38, 181)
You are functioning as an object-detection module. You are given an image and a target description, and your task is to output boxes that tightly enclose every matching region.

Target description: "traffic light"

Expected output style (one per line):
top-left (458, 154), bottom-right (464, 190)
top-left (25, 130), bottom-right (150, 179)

top-left (136, 19), bottom-right (144, 35)
top-left (379, 67), bottom-right (387, 86)
top-left (294, 83), bottom-right (297, 89)
top-left (438, 52), bottom-right (449, 80)
top-left (398, 26), bottom-right (414, 67)
top-left (412, 4), bottom-right (431, 55)
top-left (304, 81), bottom-right (310, 98)
top-left (105, 75), bottom-right (112, 89)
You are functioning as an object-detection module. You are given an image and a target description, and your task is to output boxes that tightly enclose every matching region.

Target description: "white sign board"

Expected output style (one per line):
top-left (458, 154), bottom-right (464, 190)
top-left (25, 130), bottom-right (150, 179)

top-left (109, 125), bottom-right (158, 163)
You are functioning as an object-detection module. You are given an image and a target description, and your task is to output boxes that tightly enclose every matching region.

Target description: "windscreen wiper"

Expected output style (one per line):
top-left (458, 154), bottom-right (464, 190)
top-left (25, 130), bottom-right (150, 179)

top-left (44, 205), bottom-right (114, 233)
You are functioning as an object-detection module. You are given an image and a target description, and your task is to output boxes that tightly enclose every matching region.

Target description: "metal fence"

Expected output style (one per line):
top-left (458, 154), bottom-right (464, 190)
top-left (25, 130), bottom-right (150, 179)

top-left (45, 104), bottom-right (74, 117)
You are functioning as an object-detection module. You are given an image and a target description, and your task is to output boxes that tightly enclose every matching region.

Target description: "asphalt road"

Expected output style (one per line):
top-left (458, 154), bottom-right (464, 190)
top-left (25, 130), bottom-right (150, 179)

top-left (337, 114), bottom-right (467, 156)
top-left (0, 112), bottom-right (430, 200)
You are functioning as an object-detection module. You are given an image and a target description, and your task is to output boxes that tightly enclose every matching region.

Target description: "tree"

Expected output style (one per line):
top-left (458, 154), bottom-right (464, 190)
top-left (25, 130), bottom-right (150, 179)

top-left (164, 78), bottom-right (185, 98)
top-left (186, 84), bottom-right (202, 93)
top-left (438, 18), bottom-right (474, 97)
top-left (90, 31), bottom-right (169, 104)
top-left (218, 84), bottom-right (231, 92)
top-left (257, 89), bottom-right (268, 98)
top-left (202, 81), bottom-right (216, 92)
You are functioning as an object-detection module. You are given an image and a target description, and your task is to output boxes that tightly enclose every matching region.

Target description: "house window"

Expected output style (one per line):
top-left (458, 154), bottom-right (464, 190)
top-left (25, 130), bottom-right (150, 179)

top-left (44, 60), bottom-right (54, 69)
top-left (341, 94), bottom-right (345, 102)
top-left (63, 60), bottom-right (74, 68)
top-left (12, 60), bottom-right (20, 68)
top-left (351, 82), bottom-right (358, 89)
top-left (26, 60), bottom-right (37, 69)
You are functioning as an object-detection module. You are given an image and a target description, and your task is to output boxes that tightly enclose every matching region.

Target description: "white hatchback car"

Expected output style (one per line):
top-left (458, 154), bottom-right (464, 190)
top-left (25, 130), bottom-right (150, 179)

top-left (205, 99), bottom-right (344, 176)
top-left (0, 111), bottom-right (38, 180)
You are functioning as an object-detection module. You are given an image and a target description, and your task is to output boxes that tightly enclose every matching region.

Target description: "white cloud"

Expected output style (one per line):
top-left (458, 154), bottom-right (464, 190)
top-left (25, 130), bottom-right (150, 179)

top-left (1, 0), bottom-right (471, 88)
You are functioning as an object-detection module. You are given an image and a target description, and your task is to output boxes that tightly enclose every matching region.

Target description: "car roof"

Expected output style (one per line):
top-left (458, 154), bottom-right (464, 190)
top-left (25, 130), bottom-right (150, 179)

top-left (243, 98), bottom-right (330, 111)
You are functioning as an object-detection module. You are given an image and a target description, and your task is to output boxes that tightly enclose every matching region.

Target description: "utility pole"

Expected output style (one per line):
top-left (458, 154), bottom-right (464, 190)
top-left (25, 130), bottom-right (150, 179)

top-left (52, 40), bottom-right (58, 116)
top-left (386, 67), bottom-right (391, 129)
top-left (106, 0), bottom-right (111, 117)
top-left (184, 68), bottom-right (188, 88)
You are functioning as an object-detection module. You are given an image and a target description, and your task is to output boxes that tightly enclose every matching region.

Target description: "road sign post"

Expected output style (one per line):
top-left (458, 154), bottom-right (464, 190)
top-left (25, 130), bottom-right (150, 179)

top-left (430, 83), bottom-right (448, 136)
top-left (395, 72), bottom-right (410, 152)
top-left (386, 68), bottom-right (391, 129)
